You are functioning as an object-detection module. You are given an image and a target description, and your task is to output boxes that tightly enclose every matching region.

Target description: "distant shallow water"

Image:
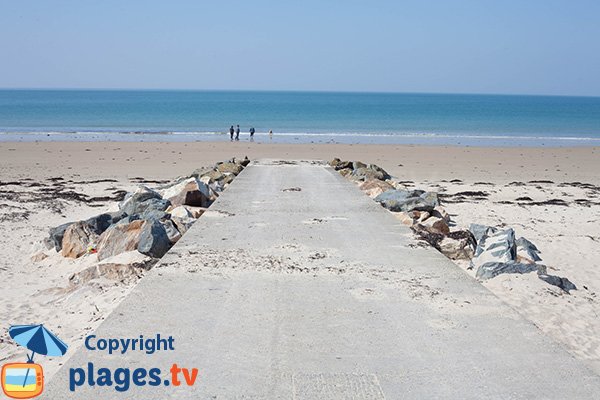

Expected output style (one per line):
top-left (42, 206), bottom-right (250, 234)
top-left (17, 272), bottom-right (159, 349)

top-left (1, 90), bottom-right (599, 147)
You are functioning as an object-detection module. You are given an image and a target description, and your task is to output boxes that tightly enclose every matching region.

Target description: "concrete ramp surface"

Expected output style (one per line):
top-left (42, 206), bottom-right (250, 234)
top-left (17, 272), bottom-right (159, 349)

top-left (45, 160), bottom-right (600, 399)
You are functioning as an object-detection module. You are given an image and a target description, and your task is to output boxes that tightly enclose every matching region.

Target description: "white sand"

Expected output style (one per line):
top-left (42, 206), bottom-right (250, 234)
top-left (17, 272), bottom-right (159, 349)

top-left (0, 142), bottom-right (599, 377)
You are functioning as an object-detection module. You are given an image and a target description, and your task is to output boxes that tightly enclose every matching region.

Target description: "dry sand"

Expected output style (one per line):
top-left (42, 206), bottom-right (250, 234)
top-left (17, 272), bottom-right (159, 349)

top-left (1, 141), bottom-right (599, 377)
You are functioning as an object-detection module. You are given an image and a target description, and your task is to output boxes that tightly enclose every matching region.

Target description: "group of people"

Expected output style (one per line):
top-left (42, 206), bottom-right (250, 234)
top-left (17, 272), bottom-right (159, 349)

top-left (229, 125), bottom-right (272, 141)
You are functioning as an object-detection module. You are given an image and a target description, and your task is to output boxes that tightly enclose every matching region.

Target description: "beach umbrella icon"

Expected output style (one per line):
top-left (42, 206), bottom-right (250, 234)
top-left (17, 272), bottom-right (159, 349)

top-left (8, 324), bottom-right (68, 386)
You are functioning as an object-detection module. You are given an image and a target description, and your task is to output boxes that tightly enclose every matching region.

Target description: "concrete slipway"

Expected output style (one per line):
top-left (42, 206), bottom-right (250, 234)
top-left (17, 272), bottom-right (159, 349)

top-left (45, 160), bottom-right (600, 399)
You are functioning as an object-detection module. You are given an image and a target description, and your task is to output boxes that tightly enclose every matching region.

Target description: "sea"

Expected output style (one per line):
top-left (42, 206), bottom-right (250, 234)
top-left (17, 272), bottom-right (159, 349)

top-left (1, 89), bottom-right (599, 146)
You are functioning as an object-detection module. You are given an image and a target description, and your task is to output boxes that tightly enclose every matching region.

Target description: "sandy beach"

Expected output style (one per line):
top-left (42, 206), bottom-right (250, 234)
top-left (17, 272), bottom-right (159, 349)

top-left (1, 141), bottom-right (599, 378)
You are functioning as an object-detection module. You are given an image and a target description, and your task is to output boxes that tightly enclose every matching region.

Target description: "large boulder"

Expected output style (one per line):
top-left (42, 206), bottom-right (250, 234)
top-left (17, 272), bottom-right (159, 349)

top-left (68, 251), bottom-right (156, 287)
top-left (97, 220), bottom-right (146, 261)
top-left (137, 220), bottom-right (171, 258)
top-left (350, 167), bottom-right (385, 182)
top-left (158, 177), bottom-right (211, 208)
top-left (374, 189), bottom-right (438, 213)
top-left (352, 161), bottom-right (367, 170)
top-left (476, 262), bottom-right (544, 280)
top-left (85, 211), bottom-right (127, 235)
top-left (438, 231), bottom-right (476, 260)
top-left (416, 216), bottom-right (450, 235)
top-left (200, 169), bottom-right (225, 183)
top-left (97, 219), bottom-right (171, 261)
top-left (61, 221), bottom-right (99, 259)
top-left (119, 186), bottom-right (162, 214)
top-left (471, 228), bottom-right (516, 270)
top-left (216, 162), bottom-right (243, 175)
top-left (359, 179), bottom-right (395, 198)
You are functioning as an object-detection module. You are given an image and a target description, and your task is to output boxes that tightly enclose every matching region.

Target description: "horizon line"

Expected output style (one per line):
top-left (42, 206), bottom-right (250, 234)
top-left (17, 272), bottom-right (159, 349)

top-left (1, 87), bottom-right (599, 99)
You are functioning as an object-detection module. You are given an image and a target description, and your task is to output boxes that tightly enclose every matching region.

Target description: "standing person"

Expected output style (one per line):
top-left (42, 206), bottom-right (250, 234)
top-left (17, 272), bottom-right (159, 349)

top-left (269, 129), bottom-right (273, 140)
top-left (235, 125), bottom-right (240, 141)
top-left (249, 127), bottom-right (255, 142)
top-left (229, 125), bottom-right (234, 141)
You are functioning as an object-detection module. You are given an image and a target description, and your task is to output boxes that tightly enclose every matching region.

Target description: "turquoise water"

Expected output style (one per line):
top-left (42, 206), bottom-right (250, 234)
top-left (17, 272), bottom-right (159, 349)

top-left (1, 90), bottom-right (599, 146)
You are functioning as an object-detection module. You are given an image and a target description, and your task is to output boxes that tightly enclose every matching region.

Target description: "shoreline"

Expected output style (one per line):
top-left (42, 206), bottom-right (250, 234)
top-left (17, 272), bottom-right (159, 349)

top-left (2, 131), bottom-right (600, 147)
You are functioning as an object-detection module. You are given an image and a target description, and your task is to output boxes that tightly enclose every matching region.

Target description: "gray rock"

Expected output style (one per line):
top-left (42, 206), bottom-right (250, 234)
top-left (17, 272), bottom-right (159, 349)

top-left (470, 228), bottom-right (516, 268)
top-left (538, 274), bottom-right (577, 293)
top-left (469, 223), bottom-right (498, 246)
top-left (476, 261), bottom-right (544, 280)
top-left (85, 211), bottom-right (127, 235)
top-left (137, 220), bottom-right (171, 258)
top-left (122, 197), bottom-right (171, 216)
top-left (374, 189), bottom-right (437, 212)
top-left (48, 222), bottom-right (74, 252)
top-left (119, 186), bottom-right (162, 212)
top-left (367, 164), bottom-right (391, 180)
top-left (352, 161), bottom-right (367, 170)
top-left (350, 167), bottom-right (385, 181)
top-left (516, 237), bottom-right (542, 262)
top-left (139, 208), bottom-right (170, 222)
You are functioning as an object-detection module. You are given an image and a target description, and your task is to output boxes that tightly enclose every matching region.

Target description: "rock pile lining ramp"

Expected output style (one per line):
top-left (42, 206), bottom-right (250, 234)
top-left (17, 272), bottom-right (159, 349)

top-left (45, 159), bottom-right (600, 399)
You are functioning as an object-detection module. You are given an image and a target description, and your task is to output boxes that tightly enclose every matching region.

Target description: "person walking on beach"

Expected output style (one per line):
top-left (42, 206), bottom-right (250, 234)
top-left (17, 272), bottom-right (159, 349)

top-left (229, 125), bottom-right (234, 141)
top-left (235, 125), bottom-right (240, 141)
top-left (249, 127), bottom-right (255, 142)
top-left (269, 129), bottom-right (273, 140)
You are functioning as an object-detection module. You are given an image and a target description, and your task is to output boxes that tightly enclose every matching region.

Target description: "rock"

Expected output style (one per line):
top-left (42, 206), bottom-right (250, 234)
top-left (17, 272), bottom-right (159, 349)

top-left (470, 228), bottom-right (516, 268)
top-left (48, 222), bottom-right (74, 252)
top-left (538, 274), bottom-right (577, 293)
top-left (416, 216), bottom-right (450, 235)
top-left (183, 206), bottom-right (206, 218)
top-left (359, 179), bottom-right (395, 198)
top-left (329, 158), bottom-right (341, 168)
top-left (335, 161), bottom-right (353, 171)
top-left (97, 220), bottom-right (146, 261)
top-left (516, 237), bottom-right (542, 263)
top-left (200, 169), bottom-right (225, 183)
top-left (31, 251), bottom-right (49, 262)
top-left (438, 230), bottom-right (476, 260)
top-left (419, 191), bottom-right (440, 208)
top-left (367, 164), bottom-right (390, 180)
top-left (137, 220), bottom-right (171, 258)
top-left (469, 223), bottom-right (498, 245)
top-left (121, 195), bottom-right (170, 216)
top-left (239, 156), bottom-right (251, 167)
top-left (352, 161), bottom-right (367, 170)
top-left (170, 205), bottom-right (194, 219)
top-left (61, 221), bottom-right (99, 258)
top-left (171, 216), bottom-right (196, 236)
top-left (431, 206), bottom-right (450, 222)
top-left (161, 219), bottom-right (182, 244)
top-left (374, 189), bottom-right (438, 213)
top-left (391, 211), bottom-right (414, 226)
top-left (85, 211), bottom-right (127, 235)
top-left (338, 168), bottom-right (353, 177)
top-left (119, 186), bottom-right (162, 213)
top-left (69, 251), bottom-right (156, 287)
top-left (476, 262), bottom-right (544, 280)
top-left (158, 177), bottom-right (211, 208)
top-left (350, 167), bottom-right (385, 181)
top-left (138, 208), bottom-right (170, 222)
top-left (416, 211), bottom-right (430, 223)
top-left (216, 162), bottom-right (243, 175)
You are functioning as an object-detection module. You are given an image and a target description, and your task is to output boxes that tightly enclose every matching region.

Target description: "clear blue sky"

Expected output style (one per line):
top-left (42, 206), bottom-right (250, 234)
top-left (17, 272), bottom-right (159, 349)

top-left (1, 0), bottom-right (599, 96)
